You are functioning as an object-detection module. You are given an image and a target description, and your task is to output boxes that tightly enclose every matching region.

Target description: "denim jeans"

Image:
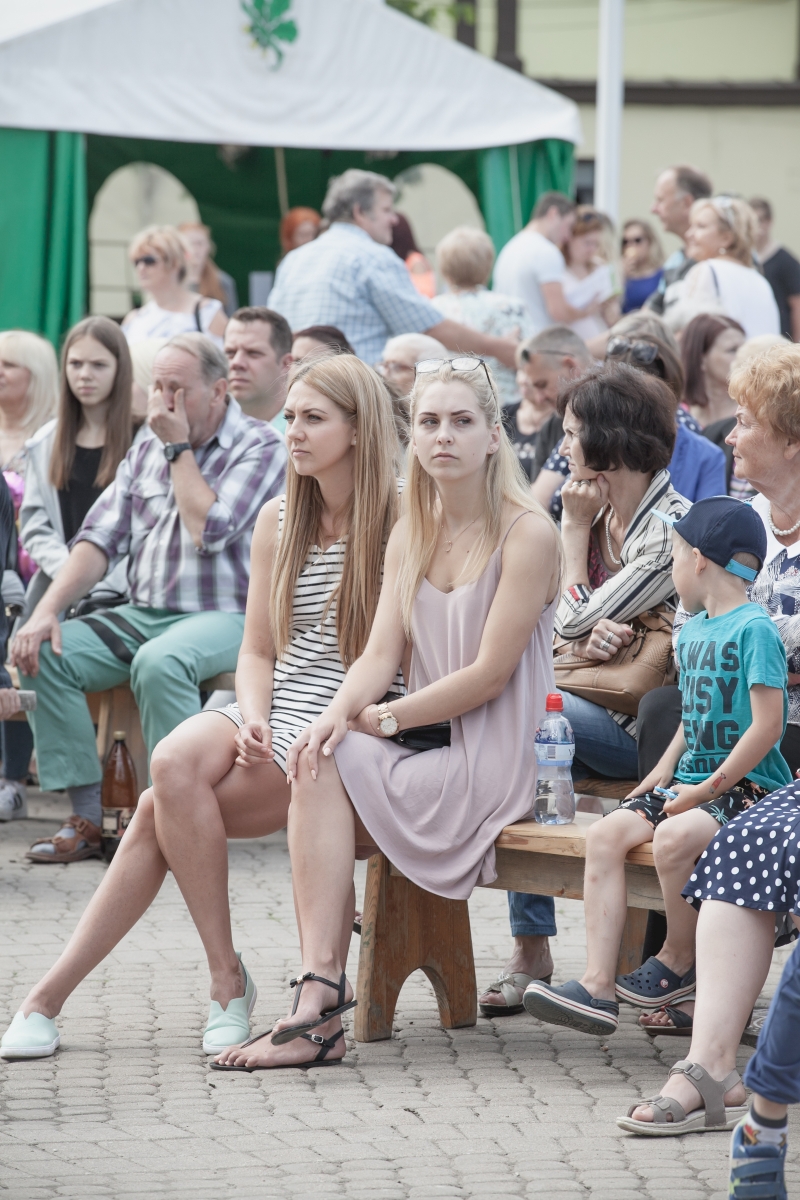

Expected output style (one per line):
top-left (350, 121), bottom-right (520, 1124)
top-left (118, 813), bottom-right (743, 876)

top-left (744, 940), bottom-right (800, 1105)
top-left (561, 690), bottom-right (638, 780)
top-left (508, 891), bottom-right (557, 937)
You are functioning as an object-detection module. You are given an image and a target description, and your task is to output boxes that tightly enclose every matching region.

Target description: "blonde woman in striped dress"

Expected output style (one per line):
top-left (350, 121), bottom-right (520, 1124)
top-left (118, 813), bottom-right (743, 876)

top-left (2, 355), bottom-right (401, 1063)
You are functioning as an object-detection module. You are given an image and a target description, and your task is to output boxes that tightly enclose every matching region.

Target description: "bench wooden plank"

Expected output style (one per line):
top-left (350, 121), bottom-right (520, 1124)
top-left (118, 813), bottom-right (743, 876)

top-left (489, 847), bottom-right (664, 911)
top-left (496, 812), bottom-right (655, 868)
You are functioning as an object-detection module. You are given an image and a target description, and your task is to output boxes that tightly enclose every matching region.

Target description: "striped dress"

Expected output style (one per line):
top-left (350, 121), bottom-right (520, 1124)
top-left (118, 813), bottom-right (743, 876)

top-left (218, 499), bottom-right (403, 771)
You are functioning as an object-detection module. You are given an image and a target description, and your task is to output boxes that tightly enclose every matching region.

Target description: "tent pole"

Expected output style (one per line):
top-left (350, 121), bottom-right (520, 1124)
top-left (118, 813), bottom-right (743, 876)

top-left (594, 0), bottom-right (625, 224)
top-left (274, 147), bottom-right (289, 217)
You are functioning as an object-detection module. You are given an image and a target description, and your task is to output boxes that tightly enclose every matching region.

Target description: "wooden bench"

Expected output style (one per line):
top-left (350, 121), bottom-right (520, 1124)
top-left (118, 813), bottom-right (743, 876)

top-left (354, 811), bottom-right (660, 1043)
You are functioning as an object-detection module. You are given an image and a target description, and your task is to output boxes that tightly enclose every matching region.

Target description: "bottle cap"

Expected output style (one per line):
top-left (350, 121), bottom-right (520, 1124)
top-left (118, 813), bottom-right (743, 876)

top-left (545, 692), bottom-right (563, 712)
top-left (113, 731), bottom-right (126, 740)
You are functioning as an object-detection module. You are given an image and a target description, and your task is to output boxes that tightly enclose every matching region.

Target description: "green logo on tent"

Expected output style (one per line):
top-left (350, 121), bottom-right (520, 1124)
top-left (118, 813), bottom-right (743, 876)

top-left (241, 0), bottom-right (298, 68)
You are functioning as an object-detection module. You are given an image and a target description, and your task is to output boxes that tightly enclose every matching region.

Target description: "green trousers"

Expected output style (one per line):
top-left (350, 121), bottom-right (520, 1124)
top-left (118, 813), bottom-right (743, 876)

top-left (22, 606), bottom-right (245, 792)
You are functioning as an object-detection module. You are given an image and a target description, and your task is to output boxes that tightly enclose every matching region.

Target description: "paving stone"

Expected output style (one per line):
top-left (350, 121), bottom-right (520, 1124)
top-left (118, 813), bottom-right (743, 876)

top-left (2, 809), bottom-right (799, 1199)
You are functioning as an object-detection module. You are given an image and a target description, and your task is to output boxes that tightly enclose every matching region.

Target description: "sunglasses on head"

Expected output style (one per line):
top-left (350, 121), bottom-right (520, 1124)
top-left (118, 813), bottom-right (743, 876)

top-left (606, 337), bottom-right (660, 366)
top-left (133, 255), bottom-right (159, 268)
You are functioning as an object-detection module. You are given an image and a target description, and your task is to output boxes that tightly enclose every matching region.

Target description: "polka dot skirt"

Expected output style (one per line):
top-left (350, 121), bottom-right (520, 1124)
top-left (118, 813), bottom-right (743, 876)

top-left (682, 782), bottom-right (800, 946)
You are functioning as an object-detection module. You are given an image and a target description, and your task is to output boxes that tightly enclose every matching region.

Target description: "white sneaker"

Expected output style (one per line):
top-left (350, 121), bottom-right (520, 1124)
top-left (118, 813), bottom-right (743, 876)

top-left (0, 780), bottom-right (27, 821)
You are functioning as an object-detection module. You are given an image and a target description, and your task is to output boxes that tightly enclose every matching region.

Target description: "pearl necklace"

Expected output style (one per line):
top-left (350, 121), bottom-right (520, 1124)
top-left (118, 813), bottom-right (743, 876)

top-left (605, 506), bottom-right (622, 566)
top-left (767, 505), bottom-right (800, 538)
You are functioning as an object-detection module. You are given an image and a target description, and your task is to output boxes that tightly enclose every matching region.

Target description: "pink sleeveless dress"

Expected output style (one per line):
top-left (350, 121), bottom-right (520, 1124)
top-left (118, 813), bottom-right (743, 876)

top-left (333, 520), bottom-right (558, 900)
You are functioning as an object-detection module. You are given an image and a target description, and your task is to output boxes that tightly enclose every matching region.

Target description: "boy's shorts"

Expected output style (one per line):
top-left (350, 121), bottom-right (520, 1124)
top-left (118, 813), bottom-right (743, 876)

top-left (617, 777), bottom-right (769, 830)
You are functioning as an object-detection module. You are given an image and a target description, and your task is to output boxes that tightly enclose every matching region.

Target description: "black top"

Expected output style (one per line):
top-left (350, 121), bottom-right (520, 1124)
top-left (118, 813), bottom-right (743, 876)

top-left (58, 445), bottom-right (104, 544)
top-left (702, 416), bottom-right (736, 491)
top-left (531, 411), bottom-right (564, 483)
top-left (763, 247), bottom-right (800, 339)
top-left (502, 404), bottom-right (541, 482)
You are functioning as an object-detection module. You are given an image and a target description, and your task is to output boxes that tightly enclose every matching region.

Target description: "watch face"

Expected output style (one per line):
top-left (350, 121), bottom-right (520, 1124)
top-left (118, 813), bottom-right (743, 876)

top-left (379, 714), bottom-right (398, 735)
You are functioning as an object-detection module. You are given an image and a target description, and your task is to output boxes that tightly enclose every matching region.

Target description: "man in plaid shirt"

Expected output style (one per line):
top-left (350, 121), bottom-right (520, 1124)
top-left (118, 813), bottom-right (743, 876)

top-left (269, 169), bottom-right (519, 369)
top-left (12, 334), bottom-right (286, 863)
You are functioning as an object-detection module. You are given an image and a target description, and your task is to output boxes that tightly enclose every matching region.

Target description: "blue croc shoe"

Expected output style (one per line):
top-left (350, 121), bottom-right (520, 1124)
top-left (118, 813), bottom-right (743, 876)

top-left (523, 979), bottom-right (619, 1036)
top-left (615, 956), bottom-right (696, 1011)
top-left (1, 1012), bottom-right (60, 1059)
top-left (202, 953), bottom-right (257, 1055)
top-left (729, 1114), bottom-right (788, 1200)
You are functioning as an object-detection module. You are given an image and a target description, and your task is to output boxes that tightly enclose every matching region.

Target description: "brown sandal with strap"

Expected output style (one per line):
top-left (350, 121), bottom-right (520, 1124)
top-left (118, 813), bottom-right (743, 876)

top-left (26, 817), bottom-right (103, 864)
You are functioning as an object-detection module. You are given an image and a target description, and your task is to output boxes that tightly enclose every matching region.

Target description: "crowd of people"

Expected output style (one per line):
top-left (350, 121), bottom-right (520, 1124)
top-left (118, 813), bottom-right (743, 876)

top-left (1, 161), bottom-right (799, 1198)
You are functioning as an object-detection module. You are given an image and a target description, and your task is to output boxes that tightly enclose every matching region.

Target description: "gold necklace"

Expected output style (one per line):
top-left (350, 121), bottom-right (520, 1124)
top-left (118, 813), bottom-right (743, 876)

top-left (441, 514), bottom-right (481, 554)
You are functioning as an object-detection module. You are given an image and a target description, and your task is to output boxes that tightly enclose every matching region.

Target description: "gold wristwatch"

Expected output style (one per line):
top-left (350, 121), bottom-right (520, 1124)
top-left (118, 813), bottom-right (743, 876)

top-left (376, 702), bottom-right (399, 737)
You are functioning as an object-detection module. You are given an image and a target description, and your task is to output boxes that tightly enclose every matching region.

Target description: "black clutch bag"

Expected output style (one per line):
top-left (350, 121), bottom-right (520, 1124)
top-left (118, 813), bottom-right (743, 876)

top-left (390, 721), bottom-right (451, 751)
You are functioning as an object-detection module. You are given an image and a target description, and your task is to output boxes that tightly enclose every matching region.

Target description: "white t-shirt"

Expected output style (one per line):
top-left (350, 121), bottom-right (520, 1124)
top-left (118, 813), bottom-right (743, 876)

top-left (563, 263), bottom-right (616, 342)
top-left (493, 228), bottom-right (565, 334)
top-left (683, 259), bottom-right (780, 338)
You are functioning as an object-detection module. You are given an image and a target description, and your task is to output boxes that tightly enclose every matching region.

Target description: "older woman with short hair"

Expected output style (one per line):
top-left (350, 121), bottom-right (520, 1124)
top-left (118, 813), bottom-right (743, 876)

top-left (619, 344), bottom-right (800, 1134)
top-left (679, 197), bottom-right (780, 337)
top-left (432, 226), bottom-right (532, 405)
top-left (123, 225), bottom-right (228, 347)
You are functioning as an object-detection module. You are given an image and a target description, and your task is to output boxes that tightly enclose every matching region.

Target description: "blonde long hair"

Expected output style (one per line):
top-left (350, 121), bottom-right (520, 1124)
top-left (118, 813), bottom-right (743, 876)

top-left (397, 360), bottom-right (560, 635)
top-left (0, 330), bottom-right (58, 436)
top-left (269, 354), bottom-right (400, 669)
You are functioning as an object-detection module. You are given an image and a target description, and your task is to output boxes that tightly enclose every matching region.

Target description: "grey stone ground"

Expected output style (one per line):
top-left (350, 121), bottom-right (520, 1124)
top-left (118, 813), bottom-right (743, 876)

top-left (1, 793), bottom-right (798, 1200)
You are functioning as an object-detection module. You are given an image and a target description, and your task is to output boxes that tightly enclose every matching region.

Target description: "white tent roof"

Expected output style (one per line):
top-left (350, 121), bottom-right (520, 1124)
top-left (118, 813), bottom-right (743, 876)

top-left (0, 0), bottom-right (581, 151)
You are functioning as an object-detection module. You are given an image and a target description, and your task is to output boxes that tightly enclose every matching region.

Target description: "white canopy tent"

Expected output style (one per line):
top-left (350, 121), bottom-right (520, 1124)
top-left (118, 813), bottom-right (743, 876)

top-left (0, 0), bottom-right (580, 150)
top-left (0, 0), bottom-right (581, 341)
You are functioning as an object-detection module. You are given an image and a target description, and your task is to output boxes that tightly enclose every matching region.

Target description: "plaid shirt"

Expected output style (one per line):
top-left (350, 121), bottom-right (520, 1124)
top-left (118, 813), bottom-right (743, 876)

top-left (76, 399), bottom-right (286, 613)
top-left (268, 223), bottom-right (441, 363)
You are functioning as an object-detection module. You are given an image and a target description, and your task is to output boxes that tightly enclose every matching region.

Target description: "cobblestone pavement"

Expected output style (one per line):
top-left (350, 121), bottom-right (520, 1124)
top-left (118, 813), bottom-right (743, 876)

top-left (1, 794), bottom-right (798, 1200)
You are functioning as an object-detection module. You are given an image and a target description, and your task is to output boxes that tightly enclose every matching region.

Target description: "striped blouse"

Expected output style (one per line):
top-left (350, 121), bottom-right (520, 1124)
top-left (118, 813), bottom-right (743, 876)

top-left (225, 498), bottom-right (404, 771)
top-left (554, 469), bottom-right (690, 734)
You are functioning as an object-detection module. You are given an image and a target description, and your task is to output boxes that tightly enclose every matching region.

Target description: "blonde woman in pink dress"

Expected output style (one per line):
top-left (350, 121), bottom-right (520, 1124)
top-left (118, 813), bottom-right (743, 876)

top-left (213, 357), bottom-right (562, 1071)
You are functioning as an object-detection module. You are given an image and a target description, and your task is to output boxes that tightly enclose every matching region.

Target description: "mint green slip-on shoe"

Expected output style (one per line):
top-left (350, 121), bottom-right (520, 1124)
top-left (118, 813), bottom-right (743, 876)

top-left (1, 1012), bottom-right (60, 1059)
top-left (202, 953), bottom-right (257, 1054)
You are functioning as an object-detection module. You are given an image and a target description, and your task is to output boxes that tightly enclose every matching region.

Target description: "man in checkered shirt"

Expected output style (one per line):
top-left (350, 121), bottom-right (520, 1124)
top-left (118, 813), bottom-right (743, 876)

top-left (12, 334), bottom-right (286, 863)
top-left (269, 169), bottom-right (519, 370)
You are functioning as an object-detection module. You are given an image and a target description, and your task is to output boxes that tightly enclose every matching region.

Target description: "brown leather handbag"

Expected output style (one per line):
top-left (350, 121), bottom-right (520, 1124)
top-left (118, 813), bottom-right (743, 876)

top-left (553, 607), bottom-right (676, 717)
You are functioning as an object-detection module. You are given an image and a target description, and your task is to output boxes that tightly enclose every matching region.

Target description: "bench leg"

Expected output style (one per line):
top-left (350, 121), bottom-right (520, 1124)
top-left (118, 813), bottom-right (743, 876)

top-left (354, 853), bottom-right (477, 1042)
top-left (616, 907), bottom-right (650, 976)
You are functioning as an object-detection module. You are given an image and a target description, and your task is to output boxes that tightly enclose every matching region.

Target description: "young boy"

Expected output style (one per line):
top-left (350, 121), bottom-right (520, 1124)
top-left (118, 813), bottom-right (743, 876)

top-left (525, 496), bottom-right (791, 1036)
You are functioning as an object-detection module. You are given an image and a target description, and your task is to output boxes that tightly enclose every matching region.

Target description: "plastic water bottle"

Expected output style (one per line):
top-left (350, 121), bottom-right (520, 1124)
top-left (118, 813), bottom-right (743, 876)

top-left (532, 692), bottom-right (575, 825)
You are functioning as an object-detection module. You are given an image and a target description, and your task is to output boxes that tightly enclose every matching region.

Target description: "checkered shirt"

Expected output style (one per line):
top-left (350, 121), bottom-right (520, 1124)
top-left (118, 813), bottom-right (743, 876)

top-left (76, 399), bottom-right (287, 613)
top-left (268, 223), bottom-right (442, 363)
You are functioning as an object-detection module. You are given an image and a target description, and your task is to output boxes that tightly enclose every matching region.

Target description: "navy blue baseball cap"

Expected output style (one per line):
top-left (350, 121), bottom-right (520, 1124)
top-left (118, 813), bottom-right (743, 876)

top-left (653, 496), bottom-right (766, 582)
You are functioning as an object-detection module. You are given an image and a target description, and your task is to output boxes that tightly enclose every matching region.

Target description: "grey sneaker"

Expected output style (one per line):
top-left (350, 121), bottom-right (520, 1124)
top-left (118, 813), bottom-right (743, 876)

top-left (0, 780), bottom-right (27, 821)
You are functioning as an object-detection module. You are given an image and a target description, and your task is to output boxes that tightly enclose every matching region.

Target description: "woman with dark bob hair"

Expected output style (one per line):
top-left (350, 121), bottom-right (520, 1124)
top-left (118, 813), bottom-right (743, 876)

top-left (484, 364), bottom-right (690, 1019)
top-left (552, 361), bottom-right (690, 782)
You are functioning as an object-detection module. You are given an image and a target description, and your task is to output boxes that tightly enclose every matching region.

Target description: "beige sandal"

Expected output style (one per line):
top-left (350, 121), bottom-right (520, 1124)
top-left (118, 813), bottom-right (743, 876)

top-left (616, 1059), bottom-right (748, 1136)
top-left (26, 817), bottom-right (103, 864)
top-left (479, 970), bottom-right (551, 1017)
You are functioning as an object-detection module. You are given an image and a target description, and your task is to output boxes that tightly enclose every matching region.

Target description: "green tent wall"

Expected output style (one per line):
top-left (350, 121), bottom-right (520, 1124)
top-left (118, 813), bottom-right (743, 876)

top-left (0, 129), bottom-right (573, 346)
top-left (0, 128), bottom-right (86, 345)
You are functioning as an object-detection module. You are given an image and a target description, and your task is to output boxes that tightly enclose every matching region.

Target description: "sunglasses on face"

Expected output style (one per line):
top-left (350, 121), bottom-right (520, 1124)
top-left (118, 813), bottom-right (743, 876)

top-left (622, 235), bottom-right (645, 247)
top-left (606, 337), bottom-right (660, 366)
top-left (133, 255), bottom-right (159, 268)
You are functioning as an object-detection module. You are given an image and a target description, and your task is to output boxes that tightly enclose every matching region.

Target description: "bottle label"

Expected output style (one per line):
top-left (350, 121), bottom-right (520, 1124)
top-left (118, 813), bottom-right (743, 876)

top-left (534, 742), bottom-right (575, 767)
top-left (101, 808), bottom-right (136, 838)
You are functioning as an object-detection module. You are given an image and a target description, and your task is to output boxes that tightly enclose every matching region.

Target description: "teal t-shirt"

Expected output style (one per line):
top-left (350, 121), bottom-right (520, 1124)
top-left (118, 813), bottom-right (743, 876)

top-left (675, 602), bottom-right (791, 791)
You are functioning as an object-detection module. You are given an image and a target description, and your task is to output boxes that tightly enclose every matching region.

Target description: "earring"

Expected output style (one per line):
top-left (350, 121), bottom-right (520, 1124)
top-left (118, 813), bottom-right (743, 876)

top-left (718, 247), bottom-right (726, 255)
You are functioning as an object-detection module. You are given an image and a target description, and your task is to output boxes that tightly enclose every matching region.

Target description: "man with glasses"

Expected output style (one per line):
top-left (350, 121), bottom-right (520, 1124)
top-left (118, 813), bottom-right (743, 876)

top-left (268, 169), bottom-right (518, 370)
top-left (646, 164), bottom-right (713, 315)
top-left (375, 333), bottom-right (447, 398)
